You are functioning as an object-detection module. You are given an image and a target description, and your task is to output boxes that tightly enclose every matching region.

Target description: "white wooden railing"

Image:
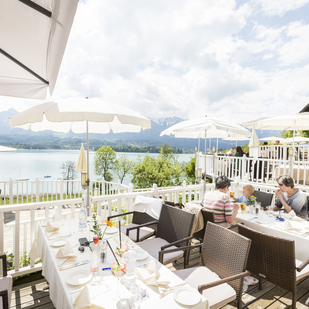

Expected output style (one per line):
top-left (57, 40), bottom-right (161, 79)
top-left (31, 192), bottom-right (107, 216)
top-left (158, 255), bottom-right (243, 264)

top-left (196, 152), bottom-right (309, 187)
top-left (0, 182), bottom-right (206, 277)
top-left (0, 178), bottom-right (130, 205)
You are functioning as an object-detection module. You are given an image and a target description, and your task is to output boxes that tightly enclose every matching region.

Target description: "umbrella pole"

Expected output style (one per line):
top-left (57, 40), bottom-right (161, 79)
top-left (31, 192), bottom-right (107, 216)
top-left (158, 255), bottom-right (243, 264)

top-left (204, 130), bottom-right (207, 183)
top-left (86, 120), bottom-right (90, 215)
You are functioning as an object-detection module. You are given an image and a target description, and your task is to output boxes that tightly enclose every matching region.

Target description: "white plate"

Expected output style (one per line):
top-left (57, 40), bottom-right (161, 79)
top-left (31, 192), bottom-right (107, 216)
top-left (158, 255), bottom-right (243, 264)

top-left (173, 286), bottom-right (201, 306)
top-left (105, 227), bottom-right (118, 234)
top-left (50, 239), bottom-right (66, 247)
top-left (135, 250), bottom-right (148, 261)
top-left (66, 269), bottom-right (92, 286)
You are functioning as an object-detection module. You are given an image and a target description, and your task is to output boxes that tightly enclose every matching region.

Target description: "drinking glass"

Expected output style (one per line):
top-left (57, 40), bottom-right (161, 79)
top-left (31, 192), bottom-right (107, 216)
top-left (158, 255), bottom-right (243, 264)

top-left (241, 203), bottom-right (246, 214)
top-left (230, 192), bottom-right (235, 199)
top-left (130, 282), bottom-right (142, 309)
top-left (90, 253), bottom-right (99, 276)
top-left (115, 244), bottom-right (128, 261)
top-left (111, 262), bottom-right (127, 300)
top-left (90, 243), bottom-right (99, 276)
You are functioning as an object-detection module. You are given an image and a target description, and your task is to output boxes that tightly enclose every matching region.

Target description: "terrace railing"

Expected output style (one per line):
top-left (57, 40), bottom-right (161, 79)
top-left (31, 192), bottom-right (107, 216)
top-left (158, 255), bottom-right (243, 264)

top-left (196, 152), bottom-right (309, 187)
top-left (0, 181), bottom-right (206, 277)
top-left (0, 177), bottom-right (130, 205)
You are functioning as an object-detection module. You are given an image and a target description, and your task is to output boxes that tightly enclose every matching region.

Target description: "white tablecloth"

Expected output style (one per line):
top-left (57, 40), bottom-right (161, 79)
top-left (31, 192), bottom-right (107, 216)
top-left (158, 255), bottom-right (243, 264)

top-left (36, 223), bottom-right (209, 309)
top-left (236, 212), bottom-right (309, 262)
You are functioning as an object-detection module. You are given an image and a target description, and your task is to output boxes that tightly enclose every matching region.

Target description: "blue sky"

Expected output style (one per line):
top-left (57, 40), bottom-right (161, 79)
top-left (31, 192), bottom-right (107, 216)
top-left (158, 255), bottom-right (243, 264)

top-left (1, 0), bottom-right (309, 124)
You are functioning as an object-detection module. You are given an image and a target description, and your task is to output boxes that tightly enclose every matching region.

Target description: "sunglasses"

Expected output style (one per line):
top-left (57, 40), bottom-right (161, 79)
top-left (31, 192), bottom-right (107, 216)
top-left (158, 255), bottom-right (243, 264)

top-left (278, 183), bottom-right (283, 186)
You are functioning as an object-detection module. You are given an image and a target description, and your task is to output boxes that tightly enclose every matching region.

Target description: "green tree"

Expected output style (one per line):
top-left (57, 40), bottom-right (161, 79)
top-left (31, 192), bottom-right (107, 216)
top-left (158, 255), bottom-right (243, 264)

top-left (131, 146), bottom-right (185, 189)
top-left (114, 154), bottom-right (134, 183)
top-left (94, 146), bottom-right (117, 182)
top-left (160, 142), bottom-right (174, 156)
top-left (184, 156), bottom-right (196, 183)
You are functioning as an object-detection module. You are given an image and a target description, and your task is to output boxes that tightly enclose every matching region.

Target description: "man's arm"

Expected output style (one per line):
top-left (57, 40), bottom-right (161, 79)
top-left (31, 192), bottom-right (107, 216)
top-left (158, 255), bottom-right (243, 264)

top-left (275, 189), bottom-right (292, 213)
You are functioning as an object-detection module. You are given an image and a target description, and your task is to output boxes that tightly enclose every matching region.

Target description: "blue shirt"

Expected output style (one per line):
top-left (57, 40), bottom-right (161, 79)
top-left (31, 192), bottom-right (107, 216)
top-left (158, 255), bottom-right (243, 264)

top-left (237, 195), bottom-right (256, 206)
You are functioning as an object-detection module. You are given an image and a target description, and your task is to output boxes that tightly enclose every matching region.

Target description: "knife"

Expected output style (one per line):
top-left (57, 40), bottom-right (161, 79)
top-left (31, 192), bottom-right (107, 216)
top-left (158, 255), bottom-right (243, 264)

top-left (59, 260), bottom-right (89, 271)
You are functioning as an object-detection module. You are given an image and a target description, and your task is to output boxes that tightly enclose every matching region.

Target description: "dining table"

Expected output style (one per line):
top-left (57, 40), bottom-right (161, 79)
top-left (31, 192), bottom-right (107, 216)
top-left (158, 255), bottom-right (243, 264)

top-left (36, 221), bottom-right (209, 309)
top-left (235, 210), bottom-right (309, 262)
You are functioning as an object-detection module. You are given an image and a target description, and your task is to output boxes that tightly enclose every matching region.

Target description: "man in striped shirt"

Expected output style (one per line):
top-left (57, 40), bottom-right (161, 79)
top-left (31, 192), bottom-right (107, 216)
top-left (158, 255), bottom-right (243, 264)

top-left (202, 176), bottom-right (239, 227)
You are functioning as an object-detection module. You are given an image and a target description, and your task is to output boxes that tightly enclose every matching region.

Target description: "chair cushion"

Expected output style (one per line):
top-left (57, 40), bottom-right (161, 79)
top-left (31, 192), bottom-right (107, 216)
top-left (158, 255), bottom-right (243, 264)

top-left (0, 275), bottom-right (12, 309)
top-left (175, 267), bottom-right (236, 309)
top-left (121, 224), bottom-right (155, 242)
top-left (137, 238), bottom-right (183, 265)
top-left (296, 259), bottom-right (309, 281)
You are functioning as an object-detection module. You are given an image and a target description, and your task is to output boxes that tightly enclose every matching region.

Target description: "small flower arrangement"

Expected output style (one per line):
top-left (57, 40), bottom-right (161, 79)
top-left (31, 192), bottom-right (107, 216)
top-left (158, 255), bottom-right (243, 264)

top-left (248, 195), bottom-right (257, 206)
top-left (90, 213), bottom-right (113, 240)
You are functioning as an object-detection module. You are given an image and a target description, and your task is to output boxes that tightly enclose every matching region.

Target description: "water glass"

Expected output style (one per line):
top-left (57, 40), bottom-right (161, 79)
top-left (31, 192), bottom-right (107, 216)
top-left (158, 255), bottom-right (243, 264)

top-left (130, 282), bottom-right (142, 309)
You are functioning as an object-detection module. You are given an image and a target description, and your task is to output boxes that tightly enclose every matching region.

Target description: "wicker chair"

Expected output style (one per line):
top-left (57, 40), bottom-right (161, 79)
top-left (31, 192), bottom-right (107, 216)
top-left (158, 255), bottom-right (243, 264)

top-left (253, 190), bottom-right (274, 209)
top-left (136, 204), bottom-right (195, 268)
top-left (238, 224), bottom-right (309, 309)
top-left (108, 196), bottom-right (162, 242)
top-left (107, 211), bottom-right (158, 242)
top-left (192, 208), bottom-right (215, 242)
top-left (0, 255), bottom-right (12, 309)
top-left (174, 222), bottom-right (251, 309)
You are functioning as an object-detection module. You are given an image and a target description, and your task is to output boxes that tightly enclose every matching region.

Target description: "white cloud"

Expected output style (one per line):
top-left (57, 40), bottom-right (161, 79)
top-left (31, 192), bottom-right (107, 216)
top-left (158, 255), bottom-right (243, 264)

top-left (1, 0), bottom-right (309, 128)
top-left (256, 0), bottom-right (309, 17)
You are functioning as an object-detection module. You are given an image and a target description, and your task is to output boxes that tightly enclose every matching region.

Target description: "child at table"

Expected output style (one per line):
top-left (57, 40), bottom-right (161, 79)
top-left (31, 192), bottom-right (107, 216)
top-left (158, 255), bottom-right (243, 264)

top-left (232, 184), bottom-right (256, 206)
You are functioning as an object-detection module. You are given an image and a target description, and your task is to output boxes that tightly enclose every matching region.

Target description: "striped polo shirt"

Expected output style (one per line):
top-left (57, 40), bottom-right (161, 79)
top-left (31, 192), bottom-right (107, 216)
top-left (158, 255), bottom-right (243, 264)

top-left (202, 190), bottom-right (233, 223)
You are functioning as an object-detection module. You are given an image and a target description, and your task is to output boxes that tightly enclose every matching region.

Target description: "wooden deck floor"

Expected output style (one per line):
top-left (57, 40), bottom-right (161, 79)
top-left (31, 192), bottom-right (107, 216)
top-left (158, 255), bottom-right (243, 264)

top-left (11, 247), bottom-right (309, 309)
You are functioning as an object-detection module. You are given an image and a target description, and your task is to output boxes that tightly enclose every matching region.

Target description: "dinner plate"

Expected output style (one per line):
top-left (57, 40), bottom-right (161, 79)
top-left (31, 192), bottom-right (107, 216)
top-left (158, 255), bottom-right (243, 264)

top-left (135, 250), bottom-right (148, 261)
top-left (66, 269), bottom-right (92, 286)
top-left (50, 239), bottom-right (66, 247)
top-left (173, 286), bottom-right (201, 306)
top-left (105, 227), bottom-right (118, 234)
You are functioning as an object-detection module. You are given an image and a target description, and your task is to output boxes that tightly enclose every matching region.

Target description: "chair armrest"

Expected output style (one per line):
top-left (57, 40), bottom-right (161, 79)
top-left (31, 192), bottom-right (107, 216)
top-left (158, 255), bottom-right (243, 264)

top-left (158, 243), bottom-right (202, 264)
top-left (126, 220), bottom-right (158, 231)
top-left (107, 211), bottom-right (134, 221)
top-left (160, 236), bottom-right (194, 250)
top-left (0, 254), bottom-right (7, 277)
top-left (296, 257), bottom-right (309, 272)
top-left (125, 220), bottom-right (158, 242)
top-left (197, 270), bottom-right (250, 294)
top-left (0, 290), bottom-right (8, 309)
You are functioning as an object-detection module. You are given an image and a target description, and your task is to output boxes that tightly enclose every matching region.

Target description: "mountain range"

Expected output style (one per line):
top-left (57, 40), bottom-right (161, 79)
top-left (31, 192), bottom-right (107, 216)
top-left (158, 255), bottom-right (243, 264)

top-left (0, 109), bottom-right (281, 151)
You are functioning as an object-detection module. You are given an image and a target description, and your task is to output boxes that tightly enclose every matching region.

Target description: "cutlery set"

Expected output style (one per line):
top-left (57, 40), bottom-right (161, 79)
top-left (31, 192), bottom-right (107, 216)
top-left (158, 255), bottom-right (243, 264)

top-left (59, 259), bottom-right (89, 271)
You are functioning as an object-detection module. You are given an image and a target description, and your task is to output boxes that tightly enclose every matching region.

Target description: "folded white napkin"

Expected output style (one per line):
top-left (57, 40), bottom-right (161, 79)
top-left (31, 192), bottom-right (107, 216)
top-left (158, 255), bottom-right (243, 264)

top-left (56, 242), bottom-right (77, 266)
top-left (283, 221), bottom-right (302, 232)
top-left (136, 261), bottom-right (170, 287)
top-left (45, 221), bottom-right (60, 238)
top-left (72, 283), bottom-right (128, 308)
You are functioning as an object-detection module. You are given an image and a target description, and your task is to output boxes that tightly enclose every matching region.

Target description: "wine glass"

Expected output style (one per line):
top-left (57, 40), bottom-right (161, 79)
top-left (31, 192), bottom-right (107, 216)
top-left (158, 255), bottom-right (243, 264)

top-left (115, 243), bottom-right (128, 261)
top-left (111, 262), bottom-right (127, 300)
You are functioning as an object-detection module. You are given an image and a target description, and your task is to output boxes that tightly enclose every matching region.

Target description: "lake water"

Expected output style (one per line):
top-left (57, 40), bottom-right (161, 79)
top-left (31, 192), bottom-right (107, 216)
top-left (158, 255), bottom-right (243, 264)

top-left (0, 149), bottom-right (194, 185)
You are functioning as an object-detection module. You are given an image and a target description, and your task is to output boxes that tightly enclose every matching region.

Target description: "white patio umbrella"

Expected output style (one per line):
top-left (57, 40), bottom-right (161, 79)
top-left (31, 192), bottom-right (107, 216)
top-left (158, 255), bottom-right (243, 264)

top-left (222, 136), bottom-right (251, 147)
top-left (160, 116), bottom-right (250, 180)
top-left (249, 128), bottom-right (260, 158)
top-left (284, 136), bottom-right (309, 144)
top-left (76, 143), bottom-right (87, 173)
top-left (259, 136), bottom-right (284, 142)
top-left (243, 113), bottom-right (309, 155)
top-left (0, 0), bottom-right (79, 99)
top-left (10, 98), bottom-right (151, 208)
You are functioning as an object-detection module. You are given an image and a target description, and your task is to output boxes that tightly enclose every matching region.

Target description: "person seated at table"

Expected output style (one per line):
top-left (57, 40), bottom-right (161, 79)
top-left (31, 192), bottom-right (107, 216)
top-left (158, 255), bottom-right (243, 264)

top-left (226, 148), bottom-right (234, 156)
top-left (267, 175), bottom-right (308, 220)
top-left (232, 184), bottom-right (256, 206)
top-left (244, 149), bottom-right (249, 157)
top-left (234, 146), bottom-right (244, 157)
top-left (201, 176), bottom-right (239, 227)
